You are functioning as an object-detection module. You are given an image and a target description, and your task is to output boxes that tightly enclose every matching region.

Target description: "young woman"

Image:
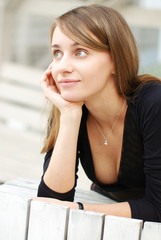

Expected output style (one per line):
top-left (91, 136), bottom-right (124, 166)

top-left (37, 4), bottom-right (161, 222)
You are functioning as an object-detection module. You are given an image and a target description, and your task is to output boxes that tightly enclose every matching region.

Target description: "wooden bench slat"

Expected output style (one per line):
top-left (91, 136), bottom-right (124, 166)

top-left (0, 192), bottom-right (30, 240)
top-left (28, 200), bottom-right (69, 240)
top-left (141, 221), bottom-right (161, 240)
top-left (67, 209), bottom-right (104, 240)
top-left (0, 183), bottom-right (36, 240)
top-left (103, 215), bottom-right (143, 240)
top-left (0, 183), bottom-right (37, 198)
top-left (5, 178), bottom-right (39, 190)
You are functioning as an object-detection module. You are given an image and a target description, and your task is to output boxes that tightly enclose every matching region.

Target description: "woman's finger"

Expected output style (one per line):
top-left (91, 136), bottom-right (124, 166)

top-left (47, 62), bottom-right (53, 70)
top-left (40, 69), bottom-right (51, 86)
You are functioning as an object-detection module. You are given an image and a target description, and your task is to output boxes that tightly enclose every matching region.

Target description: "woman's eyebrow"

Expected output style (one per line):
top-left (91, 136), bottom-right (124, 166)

top-left (51, 42), bottom-right (80, 48)
top-left (51, 44), bottom-right (60, 48)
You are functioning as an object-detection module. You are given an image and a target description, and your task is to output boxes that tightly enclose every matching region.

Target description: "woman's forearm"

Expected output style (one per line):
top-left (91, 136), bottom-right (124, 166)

top-left (43, 112), bottom-right (82, 193)
top-left (34, 197), bottom-right (132, 218)
top-left (82, 202), bottom-right (131, 218)
top-left (63, 201), bottom-right (131, 218)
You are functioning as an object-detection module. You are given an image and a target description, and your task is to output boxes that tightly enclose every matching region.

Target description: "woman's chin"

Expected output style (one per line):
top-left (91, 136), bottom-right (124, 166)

top-left (61, 93), bottom-right (83, 102)
top-left (63, 97), bottom-right (81, 102)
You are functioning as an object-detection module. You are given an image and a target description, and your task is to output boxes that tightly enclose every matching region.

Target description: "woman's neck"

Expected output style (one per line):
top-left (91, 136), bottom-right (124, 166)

top-left (84, 86), bottom-right (126, 128)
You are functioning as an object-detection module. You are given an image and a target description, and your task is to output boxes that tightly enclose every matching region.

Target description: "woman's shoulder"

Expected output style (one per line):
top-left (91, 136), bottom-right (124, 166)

top-left (127, 81), bottom-right (161, 126)
top-left (135, 81), bottom-right (161, 103)
top-left (129, 81), bottom-right (161, 110)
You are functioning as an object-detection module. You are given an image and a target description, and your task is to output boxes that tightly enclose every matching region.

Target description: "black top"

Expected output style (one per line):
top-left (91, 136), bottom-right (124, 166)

top-left (38, 82), bottom-right (161, 222)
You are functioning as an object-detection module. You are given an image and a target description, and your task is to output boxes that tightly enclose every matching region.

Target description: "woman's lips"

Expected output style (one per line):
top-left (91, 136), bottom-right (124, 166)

top-left (58, 79), bottom-right (80, 87)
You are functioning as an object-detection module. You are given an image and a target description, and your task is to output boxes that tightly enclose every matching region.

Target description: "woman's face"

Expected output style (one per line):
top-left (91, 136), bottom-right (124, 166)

top-left (51, 26), bottom-right (115, 102)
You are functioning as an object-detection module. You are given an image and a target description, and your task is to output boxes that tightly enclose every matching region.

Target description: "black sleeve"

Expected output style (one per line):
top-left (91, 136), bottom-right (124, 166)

top-left (128, 83), bottom-right (161, 222)
top-left (37, 148), bottom-right (79, 201)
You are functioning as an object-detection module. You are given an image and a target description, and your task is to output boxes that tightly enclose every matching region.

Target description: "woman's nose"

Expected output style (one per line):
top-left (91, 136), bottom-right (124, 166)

top-left (58, 56), bottom-right (74, 74)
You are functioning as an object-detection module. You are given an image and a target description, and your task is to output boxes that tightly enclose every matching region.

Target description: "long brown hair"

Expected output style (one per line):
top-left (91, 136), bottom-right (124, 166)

top-left (42, 4), bottom-right (160, 153)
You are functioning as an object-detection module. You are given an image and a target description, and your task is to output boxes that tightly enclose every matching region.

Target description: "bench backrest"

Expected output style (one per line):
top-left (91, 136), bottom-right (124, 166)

top-left (0, 179), bottom-right (161, 240)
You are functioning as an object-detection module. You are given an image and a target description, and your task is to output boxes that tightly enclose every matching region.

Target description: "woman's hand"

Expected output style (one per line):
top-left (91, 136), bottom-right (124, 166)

top-left (32, 197), bottom-right (78, 209)
top-left (40, 63), bottom-right (84, 116)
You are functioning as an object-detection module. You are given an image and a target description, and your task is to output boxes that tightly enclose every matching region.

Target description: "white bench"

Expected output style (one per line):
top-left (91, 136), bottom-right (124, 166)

top-left (0, 178), bottom-right (160, 240)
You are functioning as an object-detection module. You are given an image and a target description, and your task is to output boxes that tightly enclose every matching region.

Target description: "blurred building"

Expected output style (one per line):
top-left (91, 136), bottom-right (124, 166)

top-left (1, 0), bottom-right (161, 75)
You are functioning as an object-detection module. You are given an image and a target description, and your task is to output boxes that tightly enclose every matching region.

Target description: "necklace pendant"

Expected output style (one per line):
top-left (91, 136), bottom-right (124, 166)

top-left (104, 140), bottom-right (108, 145)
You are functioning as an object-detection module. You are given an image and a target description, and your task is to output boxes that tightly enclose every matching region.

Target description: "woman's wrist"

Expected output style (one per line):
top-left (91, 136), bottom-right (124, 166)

top-left (60, 109), bottom-right (82, 124)
top-left (77, 202), bottom-right (84, 210)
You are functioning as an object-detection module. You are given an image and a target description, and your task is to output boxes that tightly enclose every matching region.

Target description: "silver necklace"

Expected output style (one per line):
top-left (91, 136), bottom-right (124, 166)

top-left (95, 100), bottom-right (126, 146)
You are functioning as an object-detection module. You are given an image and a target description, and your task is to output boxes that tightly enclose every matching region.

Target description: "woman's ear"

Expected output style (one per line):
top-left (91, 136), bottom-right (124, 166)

top-left (111, 64), bottom-right (115, 75)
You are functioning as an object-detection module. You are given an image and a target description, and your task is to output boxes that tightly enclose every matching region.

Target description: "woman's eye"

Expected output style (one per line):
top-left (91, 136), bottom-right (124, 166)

top-left (76, 50), bottom-right (87, 57)
top-left (53, 50), bottom-right (62, 59)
